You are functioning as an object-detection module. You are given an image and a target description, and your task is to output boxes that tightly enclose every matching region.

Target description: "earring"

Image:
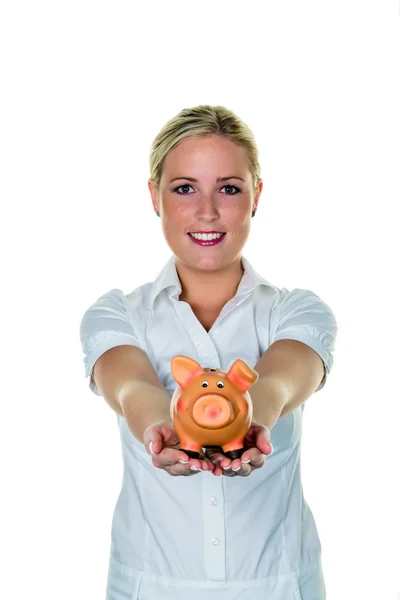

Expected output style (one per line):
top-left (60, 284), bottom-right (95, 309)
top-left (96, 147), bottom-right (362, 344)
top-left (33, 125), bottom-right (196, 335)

top-left (156, 212), bottom-right (160, 217)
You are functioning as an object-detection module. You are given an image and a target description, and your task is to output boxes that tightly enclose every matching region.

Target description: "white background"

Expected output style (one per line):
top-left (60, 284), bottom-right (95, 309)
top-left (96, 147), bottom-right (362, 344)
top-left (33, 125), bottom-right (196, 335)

top-left (1, 1), bottom-right (399, 599)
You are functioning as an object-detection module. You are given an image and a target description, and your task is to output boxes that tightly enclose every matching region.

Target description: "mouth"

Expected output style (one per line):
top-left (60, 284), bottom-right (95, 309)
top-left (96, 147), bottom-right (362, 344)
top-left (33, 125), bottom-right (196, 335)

top-left (188, 232), bottom-right (226, 246)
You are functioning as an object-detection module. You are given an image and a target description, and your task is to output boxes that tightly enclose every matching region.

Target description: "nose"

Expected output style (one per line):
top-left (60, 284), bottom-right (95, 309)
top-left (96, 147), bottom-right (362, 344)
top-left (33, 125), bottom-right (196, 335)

top-left (195, 195), bottom-right (220, 220)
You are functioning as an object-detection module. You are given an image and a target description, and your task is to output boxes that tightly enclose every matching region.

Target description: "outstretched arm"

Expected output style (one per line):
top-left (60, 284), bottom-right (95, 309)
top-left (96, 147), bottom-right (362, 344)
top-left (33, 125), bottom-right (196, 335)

top-left (250, 339), bottom-right (326, 430)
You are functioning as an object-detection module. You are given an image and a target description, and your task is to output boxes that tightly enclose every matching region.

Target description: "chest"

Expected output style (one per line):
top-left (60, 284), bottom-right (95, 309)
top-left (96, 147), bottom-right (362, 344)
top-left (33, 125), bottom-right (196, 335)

top-left (191, 307), bottom-right (221, 333)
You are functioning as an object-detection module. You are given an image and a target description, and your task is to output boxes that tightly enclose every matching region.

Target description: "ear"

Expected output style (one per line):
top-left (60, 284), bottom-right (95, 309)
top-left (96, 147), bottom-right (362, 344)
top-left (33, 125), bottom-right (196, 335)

top-left (225, 359), bottom-right (259, 393)
top-left (171, 355), bottom-right (204, 388)
top-left (252, 178), bottom-right (263, 213)
top-left (148, 179), bottom-right (159, 213)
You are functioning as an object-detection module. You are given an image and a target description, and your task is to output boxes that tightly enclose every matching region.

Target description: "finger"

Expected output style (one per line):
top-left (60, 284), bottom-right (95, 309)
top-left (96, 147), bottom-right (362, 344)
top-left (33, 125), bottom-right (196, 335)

top-left (144, 428), bottom-right (165, 456)
top-left (252, 425), bottom-right (272, 455)
top-left (205, 451), bottom-right (228, 471)
top-left (212, 465), bottom-right (223, 476)
top-left (169, 462), bottom-right (201, 476)
top-left (229, 457), bottom-right (243, 471)
top-left (155, 447), bottom-right (190, 467)
top-left (188, 458), bottom-right (203, 472)
top-left (233, 463), bottom-right (252, 477)
top-left (246, 454), bottom-right (265, 470)
top-left (245, 422), bottom-right (270, 441)
top-left (165, 464), bottom-right (198, 477)
top-left (241, 437), bottom-right (273, 463)
top-left (250, 456), bottom-right (265, 470)
top-left (204, 447), bottom-right (226, 462)
top-left (221, 466), bottom-right (237, 477)
top-left (143, 431), bottom-right (162, 456)
top-left (239, 447), bottom-right (263, 464)
top-left (205, 449), bottom-right (231, 470)
top-left (256, 434), bottom-right (273, 456)
top-left (199, 458), bottom-right (214, 471)
top-left (196, 452), bottom-right (214, 471)
top-left (187, 456), bottom-right (214, 472)
top-left (230, 458), bottom-right (264, 477)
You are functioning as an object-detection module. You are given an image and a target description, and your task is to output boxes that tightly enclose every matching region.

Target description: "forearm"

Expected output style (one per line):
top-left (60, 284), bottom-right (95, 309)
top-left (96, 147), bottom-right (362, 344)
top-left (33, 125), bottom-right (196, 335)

top-left (249, 340), bottom-right (326, 428)
top-left (249, 375), bottom-right (290, 431)
top-left (119, 380), bottom-right (172, 443)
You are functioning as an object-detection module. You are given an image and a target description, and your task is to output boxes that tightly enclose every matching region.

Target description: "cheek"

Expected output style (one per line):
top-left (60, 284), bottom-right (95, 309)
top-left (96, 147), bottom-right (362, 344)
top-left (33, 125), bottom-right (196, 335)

top-left (229, 211), bottom-right (251, 233)
top-left (223, 197), bottom-right (251, 220)
top-left (163, 198), bottom-right (192, 222)
top-left (161, 208), bottom-right (187, 236)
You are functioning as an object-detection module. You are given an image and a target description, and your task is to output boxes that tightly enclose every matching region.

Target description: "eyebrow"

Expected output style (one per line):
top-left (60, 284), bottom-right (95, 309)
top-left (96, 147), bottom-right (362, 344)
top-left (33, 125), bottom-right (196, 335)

top-left (169, 176), bottom-right (245, 183)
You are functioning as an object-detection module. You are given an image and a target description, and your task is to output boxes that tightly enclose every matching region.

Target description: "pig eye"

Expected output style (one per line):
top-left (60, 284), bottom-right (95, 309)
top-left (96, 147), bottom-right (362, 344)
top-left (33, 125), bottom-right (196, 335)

top-left (201, 380), bottom-right (209, 387)
top-left (217, 381), bottom-right (224, 388)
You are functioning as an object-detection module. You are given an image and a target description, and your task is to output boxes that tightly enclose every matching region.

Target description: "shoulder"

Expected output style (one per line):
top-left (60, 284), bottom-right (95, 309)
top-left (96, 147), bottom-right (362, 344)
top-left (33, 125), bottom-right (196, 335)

top-left (81, 281), bottom-right (153, 318)
top-left (272, 287), bottom-right (337, 320)
top-left (269, 286), bottom-right (338, 380)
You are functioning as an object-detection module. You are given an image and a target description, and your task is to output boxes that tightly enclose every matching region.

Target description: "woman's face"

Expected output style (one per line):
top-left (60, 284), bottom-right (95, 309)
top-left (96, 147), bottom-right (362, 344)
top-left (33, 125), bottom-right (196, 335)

top-left (148, 134), bottom-right (262, 272)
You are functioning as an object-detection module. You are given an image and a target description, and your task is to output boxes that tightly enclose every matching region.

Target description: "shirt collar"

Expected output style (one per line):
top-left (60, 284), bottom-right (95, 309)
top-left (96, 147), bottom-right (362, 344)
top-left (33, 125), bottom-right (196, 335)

top-left (149, 254), bottom-right (272, 315)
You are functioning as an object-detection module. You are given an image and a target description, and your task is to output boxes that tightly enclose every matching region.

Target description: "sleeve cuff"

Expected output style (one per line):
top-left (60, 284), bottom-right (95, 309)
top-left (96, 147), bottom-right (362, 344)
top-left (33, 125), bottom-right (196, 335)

top-left (83, 334), bottom-right (142, 396)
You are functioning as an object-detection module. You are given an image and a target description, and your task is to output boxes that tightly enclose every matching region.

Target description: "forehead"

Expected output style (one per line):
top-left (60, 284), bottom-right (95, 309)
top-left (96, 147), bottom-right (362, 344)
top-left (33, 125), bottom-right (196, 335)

top-left (162, 134), bottom-right (249, 175)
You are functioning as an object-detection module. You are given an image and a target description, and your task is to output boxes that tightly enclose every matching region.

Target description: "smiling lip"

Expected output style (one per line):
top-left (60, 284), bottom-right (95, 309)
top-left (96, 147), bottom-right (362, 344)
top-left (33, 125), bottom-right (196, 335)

top-left (188, 232), bottom-right (226, 246)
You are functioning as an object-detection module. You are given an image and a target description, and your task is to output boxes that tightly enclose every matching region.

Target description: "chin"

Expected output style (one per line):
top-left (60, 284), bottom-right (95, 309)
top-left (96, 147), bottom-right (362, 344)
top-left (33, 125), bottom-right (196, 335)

top-left (174, 251), bottom-right (241, 273)
top-left (165, 234), bottom-right (245, 269)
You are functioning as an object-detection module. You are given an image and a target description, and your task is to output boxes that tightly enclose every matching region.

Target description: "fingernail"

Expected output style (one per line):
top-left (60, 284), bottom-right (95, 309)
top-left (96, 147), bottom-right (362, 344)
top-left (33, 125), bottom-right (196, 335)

top-left (190, 465), bottom-right (201, 471)
top-left (232, 466), bottom-right (241, 471)
top-left (241, 459), bottom-right (251, 464)
top-left (149, 442), bottom-right (154, 454)
top-left (223, 466), bottom-right (231, 470)
top-left (269, 444), bottom-right (274, 454)
top-left (179, 460), bottom-right (189, 464)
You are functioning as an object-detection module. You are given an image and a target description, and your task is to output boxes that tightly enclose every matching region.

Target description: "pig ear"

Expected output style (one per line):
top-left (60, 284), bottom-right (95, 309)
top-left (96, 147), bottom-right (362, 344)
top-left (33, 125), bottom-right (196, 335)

top-left (171, 355), bottom-right (204, 389)
top-left (225, 359), bottom-right (259, 392)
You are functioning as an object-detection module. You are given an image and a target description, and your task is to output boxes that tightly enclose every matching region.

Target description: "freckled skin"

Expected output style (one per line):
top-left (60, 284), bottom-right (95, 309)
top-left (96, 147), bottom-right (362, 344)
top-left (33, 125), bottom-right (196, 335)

top-left (147, 134), bottom-right (263, 313)
top-left (170, 356), bottom-right (258, 454)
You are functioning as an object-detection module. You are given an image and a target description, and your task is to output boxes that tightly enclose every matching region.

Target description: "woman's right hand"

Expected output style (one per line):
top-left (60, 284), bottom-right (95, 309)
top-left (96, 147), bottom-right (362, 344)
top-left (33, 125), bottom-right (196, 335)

top-left (143, 421), bottom-right (214, 476)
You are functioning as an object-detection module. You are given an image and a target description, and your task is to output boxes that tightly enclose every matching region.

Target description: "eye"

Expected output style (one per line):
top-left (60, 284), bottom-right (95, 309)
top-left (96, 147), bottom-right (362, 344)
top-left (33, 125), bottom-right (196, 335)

top-left (173, 184), bottom-right (194, 194)
top-left (172, 184), bottom-right (241, 195)
top-left (201, 380), bottom-right (209, 387)
top-left (217, 381), bottom-right (224, 388)
top-left (221, 185), bottom-right (241, 195)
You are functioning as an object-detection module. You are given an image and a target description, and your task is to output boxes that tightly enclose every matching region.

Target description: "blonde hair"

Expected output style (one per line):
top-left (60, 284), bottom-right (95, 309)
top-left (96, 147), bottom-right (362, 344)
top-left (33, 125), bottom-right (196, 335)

top-left (149, 105), bottom-right (261, 191)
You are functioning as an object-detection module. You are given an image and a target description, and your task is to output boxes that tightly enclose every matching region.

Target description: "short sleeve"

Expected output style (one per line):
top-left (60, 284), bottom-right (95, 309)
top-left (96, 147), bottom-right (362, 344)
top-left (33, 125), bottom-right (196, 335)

top-left (79, 289), bottom-right (142, 396)
top-left (270, 288), bottom-right (338, 392)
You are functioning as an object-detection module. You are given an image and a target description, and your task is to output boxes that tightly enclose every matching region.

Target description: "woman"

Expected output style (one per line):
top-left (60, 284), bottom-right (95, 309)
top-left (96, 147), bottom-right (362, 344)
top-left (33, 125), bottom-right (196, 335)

top-left (80, 105), bottom-right (337, 600)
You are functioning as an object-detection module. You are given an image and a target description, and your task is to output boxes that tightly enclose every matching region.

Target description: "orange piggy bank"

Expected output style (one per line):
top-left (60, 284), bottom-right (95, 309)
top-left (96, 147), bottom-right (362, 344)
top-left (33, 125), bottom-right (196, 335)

top-left (170, 355), bottom-right (259, 460)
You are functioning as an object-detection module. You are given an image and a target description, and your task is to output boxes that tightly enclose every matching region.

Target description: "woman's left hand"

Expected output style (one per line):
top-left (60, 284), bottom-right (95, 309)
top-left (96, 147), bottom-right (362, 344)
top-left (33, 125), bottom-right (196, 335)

top-left (204, 422), bottom-right (273, 477)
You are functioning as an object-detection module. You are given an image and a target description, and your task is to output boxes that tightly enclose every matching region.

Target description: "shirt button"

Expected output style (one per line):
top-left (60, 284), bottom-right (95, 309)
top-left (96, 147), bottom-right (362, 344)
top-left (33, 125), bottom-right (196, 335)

top-left (210, 497), bottom-right (218, 506)
top-left (212, 537), bottom-right (219, 546)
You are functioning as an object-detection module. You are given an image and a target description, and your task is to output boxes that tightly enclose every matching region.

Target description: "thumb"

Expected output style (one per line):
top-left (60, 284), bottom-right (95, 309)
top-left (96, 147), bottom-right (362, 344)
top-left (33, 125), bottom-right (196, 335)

top-left (255, 425), bottom-right (273, 455)
top-left (143, 427), bottom-right (163, 456)
top-left (149, 440), bottom-right (160, 455)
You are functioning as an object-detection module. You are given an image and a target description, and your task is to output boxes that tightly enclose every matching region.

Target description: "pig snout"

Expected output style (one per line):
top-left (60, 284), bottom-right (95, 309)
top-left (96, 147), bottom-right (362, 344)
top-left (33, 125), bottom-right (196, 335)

top-left (191, 394), bottom-right (233, 429)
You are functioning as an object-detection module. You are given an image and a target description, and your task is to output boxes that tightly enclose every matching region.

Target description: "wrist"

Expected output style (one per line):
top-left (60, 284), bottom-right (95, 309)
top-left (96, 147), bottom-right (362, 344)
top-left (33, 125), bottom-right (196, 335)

top-left (119, 381), bottom-right (172, 443)
top-left (250, 375), bottom-right (289, 430)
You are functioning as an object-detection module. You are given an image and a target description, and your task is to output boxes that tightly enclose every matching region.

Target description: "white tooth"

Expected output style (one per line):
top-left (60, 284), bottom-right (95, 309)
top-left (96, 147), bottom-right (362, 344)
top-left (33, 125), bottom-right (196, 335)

top-left (190, 233), bottom-right (223, 240)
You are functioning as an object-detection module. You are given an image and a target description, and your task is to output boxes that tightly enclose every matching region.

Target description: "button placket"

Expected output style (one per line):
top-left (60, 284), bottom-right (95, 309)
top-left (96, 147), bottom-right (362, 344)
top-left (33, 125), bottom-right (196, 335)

top-left (202, 474), bottom-right (226, 580)
top-left (173, 300), bottom-right (221, 361)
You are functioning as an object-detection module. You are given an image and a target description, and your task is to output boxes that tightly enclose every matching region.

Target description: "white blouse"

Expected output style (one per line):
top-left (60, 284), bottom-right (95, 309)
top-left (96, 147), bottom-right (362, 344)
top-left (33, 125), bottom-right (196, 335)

top-left (79, 254), bottom-right (337, 600)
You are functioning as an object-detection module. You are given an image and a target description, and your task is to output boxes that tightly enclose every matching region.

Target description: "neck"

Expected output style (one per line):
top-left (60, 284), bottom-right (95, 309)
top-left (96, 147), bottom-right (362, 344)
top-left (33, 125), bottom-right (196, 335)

top-left (176, 257), bottom-right (244, 311)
